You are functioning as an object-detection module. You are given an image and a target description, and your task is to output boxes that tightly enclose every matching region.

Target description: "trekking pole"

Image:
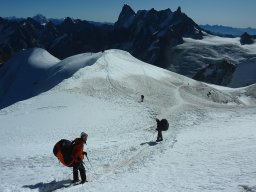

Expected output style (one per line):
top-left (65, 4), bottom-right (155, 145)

top-left (86, 155), bottom-right (93, 168)
top-left (85, 156), bottom-right (102, 177)
top-left (82, 161), bottom-right (90, 169)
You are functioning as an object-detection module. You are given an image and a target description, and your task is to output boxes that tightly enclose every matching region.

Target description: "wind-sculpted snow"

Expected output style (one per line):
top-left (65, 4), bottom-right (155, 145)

top-left (0, 48), bottom-right (256, 192)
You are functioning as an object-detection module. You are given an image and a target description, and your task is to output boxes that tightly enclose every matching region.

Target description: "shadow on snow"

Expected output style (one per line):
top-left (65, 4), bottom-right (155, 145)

top-left (23, 179), bottom-right (72, 192)
top-left (140, 141), bottom-right (159, 146)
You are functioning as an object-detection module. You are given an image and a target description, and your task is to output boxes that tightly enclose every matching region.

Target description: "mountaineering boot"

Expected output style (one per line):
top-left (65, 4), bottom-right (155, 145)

top-left (73, 179), bottom-right (80, 183)
top-left (81, 179), bottom-right (88, 184)
top-left (156, 136), bottom-right (163, 142)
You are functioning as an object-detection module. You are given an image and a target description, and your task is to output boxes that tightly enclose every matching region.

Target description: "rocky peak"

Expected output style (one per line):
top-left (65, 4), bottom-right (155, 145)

top-left (26, 17), bottom-right (36, 23)
top-left (117, 4), bottom-right (135, 22)
top-left (32, 14), bottom-right (49, 24)
top-left (23, 17), bottom-right (42, 29)
top-left (63, 17), bottom-right (74, 24)
top-left (169, 6), bottom-right (203, 39)
top-left (114, 5), bottom-right (135, 29)
top-left (59, 17), bottom-right (76, 32)
top-left (240, 32), bottom-right (254, 45)
top-left (121, 4), bottom-right (135, 15)
top-left (172, 6), bottom-right (182, 18)
top-left (176, 6), bottom-right (182, 15)
top-left (159, 8), bottom-right (172, 16)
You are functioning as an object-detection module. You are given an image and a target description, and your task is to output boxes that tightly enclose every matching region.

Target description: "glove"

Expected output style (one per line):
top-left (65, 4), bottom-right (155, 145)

top-left (83, 152), bottom-right (87, 156)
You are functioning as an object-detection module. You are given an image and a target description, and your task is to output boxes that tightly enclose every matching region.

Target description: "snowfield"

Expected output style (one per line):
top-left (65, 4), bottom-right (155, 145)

top-left (0, 49), bottom-right (256, 192)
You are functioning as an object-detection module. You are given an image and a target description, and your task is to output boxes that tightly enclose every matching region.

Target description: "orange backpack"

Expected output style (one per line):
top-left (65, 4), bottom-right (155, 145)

top-left (53, 139), bottom-right (74, 167)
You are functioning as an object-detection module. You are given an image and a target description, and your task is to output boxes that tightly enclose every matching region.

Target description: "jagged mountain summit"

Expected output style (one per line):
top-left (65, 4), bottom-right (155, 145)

top-left (113, 5), bottom-right (203, 68)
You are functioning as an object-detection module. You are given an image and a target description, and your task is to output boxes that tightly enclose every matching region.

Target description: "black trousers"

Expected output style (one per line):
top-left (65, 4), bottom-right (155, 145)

top-left (73, 162), bottom-right (86, 182)
top-left (157, 130), bottom-right (163, 141)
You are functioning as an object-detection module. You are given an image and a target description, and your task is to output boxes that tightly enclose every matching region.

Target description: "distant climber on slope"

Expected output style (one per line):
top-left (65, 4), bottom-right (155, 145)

top-left (156, 118), bottom-right (169, 142)
top-left (71, 132), bottom-right (88, 183)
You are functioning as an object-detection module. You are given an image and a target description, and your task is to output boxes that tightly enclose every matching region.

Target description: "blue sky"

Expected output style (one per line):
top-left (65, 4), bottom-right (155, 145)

top-left (0, 0), bottom-right (255, 28)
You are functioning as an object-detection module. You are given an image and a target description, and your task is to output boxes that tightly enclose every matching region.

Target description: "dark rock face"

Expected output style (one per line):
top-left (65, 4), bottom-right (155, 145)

top-left (193, 59), bottom-right (237, 86)
top-left (49, 17), bottom-right (113, 59)
top-left (240, 32), bottom-right (254, 45)
top-left (115, 4), bottom-right (135, 29)
top-left (0, 5), bottom-right (203, 67)
top-left (0, 17), bottom-right (45, 64)
top-left (112, 5), bottom-right (203, 67)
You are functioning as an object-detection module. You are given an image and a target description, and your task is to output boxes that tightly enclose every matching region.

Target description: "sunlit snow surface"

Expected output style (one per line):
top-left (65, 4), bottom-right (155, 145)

top-left (0, 49), bottom-right (255, 192)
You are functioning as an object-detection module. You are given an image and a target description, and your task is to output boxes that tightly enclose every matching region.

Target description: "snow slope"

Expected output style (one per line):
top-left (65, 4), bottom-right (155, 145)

top-left (0, 49), bottom-right (256, 192)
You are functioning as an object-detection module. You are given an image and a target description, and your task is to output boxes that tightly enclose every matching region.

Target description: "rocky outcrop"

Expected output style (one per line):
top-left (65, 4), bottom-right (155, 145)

top-left (193, 59), bottom-right (236, 86)
top-left (240, 32), bottom-right (254, 45)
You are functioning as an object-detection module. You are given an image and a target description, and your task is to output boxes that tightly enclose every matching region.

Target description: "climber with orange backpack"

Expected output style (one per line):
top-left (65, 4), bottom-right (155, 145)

top-left (53, 132), bottom-right (88, 184)
top-left (71, 132), bottom-right (88, 183)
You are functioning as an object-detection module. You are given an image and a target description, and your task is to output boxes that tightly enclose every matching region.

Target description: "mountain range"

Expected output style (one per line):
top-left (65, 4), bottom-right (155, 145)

top-left (4, 14), bottom-right (64, 25)
top-left (0, 4), bottom-right (255, 87)
top-left (200, 24), bottom-right (256, 37)
top-left (0, 5), bottom-right (202, 65)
